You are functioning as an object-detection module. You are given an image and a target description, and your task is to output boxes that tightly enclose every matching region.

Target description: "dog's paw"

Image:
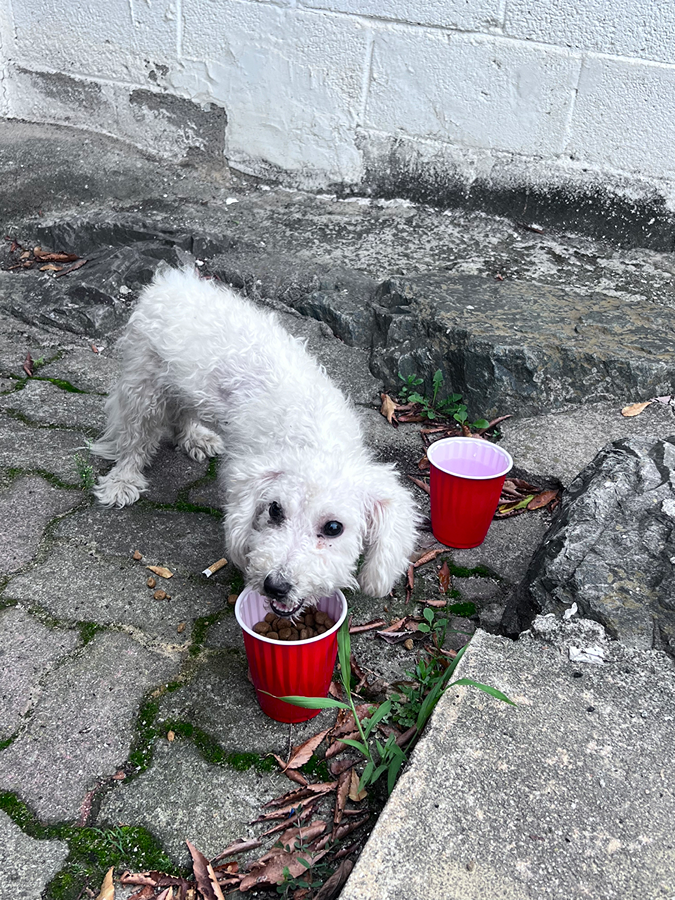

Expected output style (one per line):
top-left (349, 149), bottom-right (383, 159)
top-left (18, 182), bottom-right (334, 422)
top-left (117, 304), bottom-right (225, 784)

top-left (177, 424), bottom-right (225, 462)
top-left (93, 470), bottom-right (147, 508)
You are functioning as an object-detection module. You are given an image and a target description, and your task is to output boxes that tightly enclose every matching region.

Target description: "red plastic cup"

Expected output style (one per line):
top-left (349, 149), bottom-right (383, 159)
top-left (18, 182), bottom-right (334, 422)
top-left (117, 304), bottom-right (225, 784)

top-left (235, 587), bottom-right (348, 723)
top-left (427, 437), bottom-right (513, 549)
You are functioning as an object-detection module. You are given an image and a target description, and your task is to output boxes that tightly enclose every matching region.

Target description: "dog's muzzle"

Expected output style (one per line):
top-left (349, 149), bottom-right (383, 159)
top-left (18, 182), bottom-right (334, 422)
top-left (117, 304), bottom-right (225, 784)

top-left (263, 573), bottom-right (302, 618)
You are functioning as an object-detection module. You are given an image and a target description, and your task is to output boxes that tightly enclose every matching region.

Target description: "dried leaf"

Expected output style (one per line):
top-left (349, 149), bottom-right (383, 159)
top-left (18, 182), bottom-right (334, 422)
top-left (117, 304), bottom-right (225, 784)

top-left (280, 729), bottom-right (330, 771)
top-left (22, 353), bottom-right (34, 377)
top-left (348, 768), bottom-right (367, 802)
top-left (239, 850), bottom-right (327, 892)
top-left (95, 867), bottom-right (115, 900)
top-left (120, 873), bottom-right (160, 887)
top-left (476, 414), bottom-right (512, 435)
top-left (145, 565), bottom-right (173, 579)
top-left (33, 249), bottom-right (79, 262)
top-left (211, 839), bottom-right (263, 863)
top-left (527, 490), bottom-right (559, 510)
top-left (417, 454), bottom-right (430, 470)
top-left (438, 560), bottom-right (451, 594)
top-left (279, 820), bottom-right (327, 851)
top-left (380, 617), bottom-right (406, 633)
top-left (621, 400), bottom-right (652, 417)
top-left (424, 599), bottom-right (448, 608)
top-left (54, 258), bottom-right (87, 277)
top-left (128, 888), bottom-right (155, 900)
top-left (333, 815), bottom-right (370, 843)
top-left (407, 475), bottom-right (430, 495)
top-left (155, 890), bottom-right (171, 900)
top-left (262, 782), bottom-right (337, 810)
top-left (329, 756), bottom-right (356, 776)
top-left (186, 840), bottom-right (219, 900)
top-left (348, 619), bottom-right (386, 634)
top-left (325, 733), bottom-right (359, 759)
top-left (313, 859), bottom-right (354, 900)
top-left (498, 495), bottom-right (534, 514)
top-left (284, 768), bottom-right (308, 786)
top-left (39, 263), bottom-right (63, 272)
top-left (405, 564), bottom-right (414, 603)
top-left (379, 393), bottom-right (399, 427)
top-left (334, 770), bottom-right (351, 826)
top-left (412, 548), bottom-right (445, 568)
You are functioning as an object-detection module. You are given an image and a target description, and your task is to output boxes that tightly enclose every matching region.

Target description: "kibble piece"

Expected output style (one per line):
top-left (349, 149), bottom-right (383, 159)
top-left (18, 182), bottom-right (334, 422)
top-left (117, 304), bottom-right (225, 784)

top-left (404, 638), bottom-right (414, 650)
top-left (154, 589), bottom-right (167, 600)
top-left (300, 628), bottom-right (310, 640)
top-left (267, 631), bottom-right (279, 640)
top-left (315, 611), bottom-right (327, 625)
top-left (227, 593), bottom-right (238, 606)
top-left (132, 550), bottom-right (142, 561)
top-left (278, 628), bottom-right (293, 641)
top-left (289, 628), bottom-right (300, 641)
top-left (147, 577), bottom-right (157, 588)
top-left (253, 621), bottom-right (271, 635)
top-left (304, 614), bottom-right (315, 628)
top-left (324, 617), bottom-right (335, 630)
top-left (316, 625), bottom-right (326, 634)
top-left (265, 613), bottom-right (276, 624)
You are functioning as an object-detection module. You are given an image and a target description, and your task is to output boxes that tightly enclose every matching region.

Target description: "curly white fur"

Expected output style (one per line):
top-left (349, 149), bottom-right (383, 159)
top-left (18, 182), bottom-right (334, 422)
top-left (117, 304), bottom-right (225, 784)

top-left (92, 266), bottom-right (418, 615)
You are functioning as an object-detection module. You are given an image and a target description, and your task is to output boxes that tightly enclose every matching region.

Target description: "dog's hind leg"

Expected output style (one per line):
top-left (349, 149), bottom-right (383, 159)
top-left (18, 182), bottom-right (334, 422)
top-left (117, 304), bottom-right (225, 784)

top-left (92, 365), bottom-right (170, 507)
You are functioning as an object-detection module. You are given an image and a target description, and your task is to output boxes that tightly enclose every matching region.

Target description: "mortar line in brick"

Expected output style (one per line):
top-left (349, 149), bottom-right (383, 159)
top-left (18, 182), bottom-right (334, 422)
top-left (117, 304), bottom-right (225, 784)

top-left (175, 0), bottom-right (183, 58)
top-left (560, 55), bottom-right (584, 157)
top-left (358, 27), bottom-right (375, 127)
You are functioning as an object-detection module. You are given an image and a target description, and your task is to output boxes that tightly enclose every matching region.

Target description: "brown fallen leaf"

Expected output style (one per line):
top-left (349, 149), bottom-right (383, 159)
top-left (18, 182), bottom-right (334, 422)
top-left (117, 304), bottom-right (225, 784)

top-left (263, 782), bottom-right (337, 810)
top-left (348, 618), bottom-right (386, 634)
top-left (239, 849), bottom-right (328, 891)
top-left (407, 475), bottom-right (430, 495)
top-left (379, 617), bottom-right (406, 633)
top-left (334, 769), bottom-right (351, 827)
top-left (621, 400), bottom-right (653, 417)
top-left (424, 599), bottom-right (448, 608)
top-left (119, 873), bottom-right (159, 887)
top-left (329, 756), bottom-right (357, 776)
top-left (127, 887), bottom-right (154, 900)
top-left (176, 621), bottom-right (186, 633)
top-left (146, 565), bottom-right (173, 578)
top-left (527, 489), bottom-right (559, 510)
top-left (438, 560), bottom-right (451, 594)
top-left (412, 547), bottom-right (445, 568)
top-left (95, 867), bottom-right (115, 900)
top-left (417, 454), bottom-right (430, 470)
top-left (186, 840), bottom-right (221, 900)
top-left (211, 839), bottom-right (263, 863)
top-left (155, 889), bottom-right (171, 900)
top-left (325, 733), bottom-right (359, 759)
top-left (277, 729), bottom-right (330, 772)
top-left (379, 393), bottom-right (399, 427)
top-left (476, 414), bottom-right (512, 435)
top-left (279, 820), bottom-right (327, 851)
top-left (261, 805), bottom-right (316, 838)
top-left (405, 564), bottom-right (414, 603)
top-left (284, 768), bottom-right (308, 786)
top-left (54, 258), bottom-right (88, 277)
top-left (33, 249), bottom-right (79, 262)
top-left (39, 263), bottom-right (63, 272)
top-left (313, 859), bottom-right (355, 900)
top-left (22, 352), bottom-right (34, 377)
top-left (348, 768), bottom-right (367, 802)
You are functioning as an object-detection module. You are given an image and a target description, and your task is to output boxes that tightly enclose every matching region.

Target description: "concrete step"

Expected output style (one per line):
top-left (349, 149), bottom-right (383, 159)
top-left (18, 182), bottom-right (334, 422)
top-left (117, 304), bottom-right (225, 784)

top-left (341, 618), bottom-right (675, 900)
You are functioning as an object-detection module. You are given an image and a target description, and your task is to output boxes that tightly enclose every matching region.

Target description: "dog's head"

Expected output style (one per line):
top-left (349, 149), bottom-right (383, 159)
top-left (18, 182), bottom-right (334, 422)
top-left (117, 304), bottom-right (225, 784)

top-left (224, 457), bottom-right (418, 617)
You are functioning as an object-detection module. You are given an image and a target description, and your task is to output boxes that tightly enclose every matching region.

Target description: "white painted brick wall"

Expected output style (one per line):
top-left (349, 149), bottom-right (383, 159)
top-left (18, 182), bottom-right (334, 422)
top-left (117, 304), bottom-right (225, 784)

top-left (0, 0), bottom-right (674, 191)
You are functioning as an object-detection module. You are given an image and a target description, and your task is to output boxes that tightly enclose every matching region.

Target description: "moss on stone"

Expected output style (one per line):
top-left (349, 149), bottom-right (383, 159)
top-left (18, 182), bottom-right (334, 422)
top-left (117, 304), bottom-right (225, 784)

top-left (0, 790), bottom-right (180, 900)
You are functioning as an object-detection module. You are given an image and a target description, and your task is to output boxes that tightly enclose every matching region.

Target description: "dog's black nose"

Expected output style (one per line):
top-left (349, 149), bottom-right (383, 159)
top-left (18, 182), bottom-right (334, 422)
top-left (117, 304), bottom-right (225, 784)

top-left (263, 574), bottom-right (293, 600)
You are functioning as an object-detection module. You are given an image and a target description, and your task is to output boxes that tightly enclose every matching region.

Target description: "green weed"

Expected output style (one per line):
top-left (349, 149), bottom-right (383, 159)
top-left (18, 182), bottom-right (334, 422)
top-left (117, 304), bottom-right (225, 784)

top-left (398, 369), bottom-right (489, 429)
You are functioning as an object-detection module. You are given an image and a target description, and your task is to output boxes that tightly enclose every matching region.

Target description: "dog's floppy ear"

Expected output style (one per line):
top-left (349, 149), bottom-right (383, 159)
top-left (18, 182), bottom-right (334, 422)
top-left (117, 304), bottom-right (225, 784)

top-left (224, 467), bottom-right (281, 570)
top-left (358, 464), bottom-right (418, 598)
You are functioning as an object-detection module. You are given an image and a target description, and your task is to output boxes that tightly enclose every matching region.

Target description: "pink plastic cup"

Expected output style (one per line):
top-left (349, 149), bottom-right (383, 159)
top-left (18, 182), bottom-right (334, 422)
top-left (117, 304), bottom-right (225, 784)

top-left (427, 437), bottom-right (513, 549)
top-left (235, 587), bottom-right (348, 723)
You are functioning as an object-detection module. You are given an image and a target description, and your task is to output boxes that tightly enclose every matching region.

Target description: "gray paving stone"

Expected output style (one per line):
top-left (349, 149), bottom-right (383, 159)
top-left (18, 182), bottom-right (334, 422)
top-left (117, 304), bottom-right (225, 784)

top-left (0, 306), bottom-right (66, 379)
top-left (0, 411), bottom-right (97, 484)
top-left (157, 649), bottom-right (335, 756)
top-left (0, 810), bottom-right (68, 900)
top-left (0, 631), bottom-right (178, 823)
top-left (343, 620), bottom-right (675, 900)
top-left (99, 738), bottom-right (285, 866)
top-left (0, 606), bottom-right (79, 741)
top-left (500, 400), bottom-right (675, 486)
top-left (2, 543), bottom-right (226, 644)
top-left (0, 377), bottom-right (106, 431)
top-left (142, 444), bottom-right (212, 505)
top-left (0, 474), bottom-right (81, 574)
top-left (39, 345), bottom-right (120, 394)
top-left (54, 505), bottom-right (227, 574)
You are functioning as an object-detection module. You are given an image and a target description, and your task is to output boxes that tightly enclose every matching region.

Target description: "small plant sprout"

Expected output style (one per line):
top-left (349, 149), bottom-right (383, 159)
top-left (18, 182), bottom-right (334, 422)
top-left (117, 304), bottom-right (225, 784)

top-left (74, 451), bottom-right (95, 491)
top-left (398, 369), bottom-right (490, 430)
top-left (270, 619), bottom-right (514, 796)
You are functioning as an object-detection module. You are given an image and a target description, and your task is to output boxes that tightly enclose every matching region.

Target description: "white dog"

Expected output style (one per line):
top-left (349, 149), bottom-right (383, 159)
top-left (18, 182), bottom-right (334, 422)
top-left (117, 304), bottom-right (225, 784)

top-left (92, 266), bottom-right (417, 617)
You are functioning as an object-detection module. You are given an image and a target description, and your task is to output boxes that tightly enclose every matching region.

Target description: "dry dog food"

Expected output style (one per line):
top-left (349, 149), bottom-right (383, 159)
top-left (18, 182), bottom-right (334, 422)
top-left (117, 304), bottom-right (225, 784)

top-left (252, 607), bottom-right (335, 641)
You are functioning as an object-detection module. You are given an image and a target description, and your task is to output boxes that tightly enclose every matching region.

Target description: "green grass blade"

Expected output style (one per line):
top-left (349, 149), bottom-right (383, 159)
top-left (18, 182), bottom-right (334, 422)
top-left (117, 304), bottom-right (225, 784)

top-left (340, 737), bottom-right (369, 755)
top-left (451, 678), bottom-right (516, 705)
top-left (337, 620), bottom-right (352, 695)
top-left (263, 692), bottom-right (350, 710)
top-left (363, 700), bottom-right (392, 739)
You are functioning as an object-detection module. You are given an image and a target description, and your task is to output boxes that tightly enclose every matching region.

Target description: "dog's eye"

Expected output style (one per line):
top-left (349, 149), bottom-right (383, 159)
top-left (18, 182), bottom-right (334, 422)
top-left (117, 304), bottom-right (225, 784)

top-left (322, 520), bottom-right (344, 538)
top-left (269, 501), bottom-right (284, 524)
